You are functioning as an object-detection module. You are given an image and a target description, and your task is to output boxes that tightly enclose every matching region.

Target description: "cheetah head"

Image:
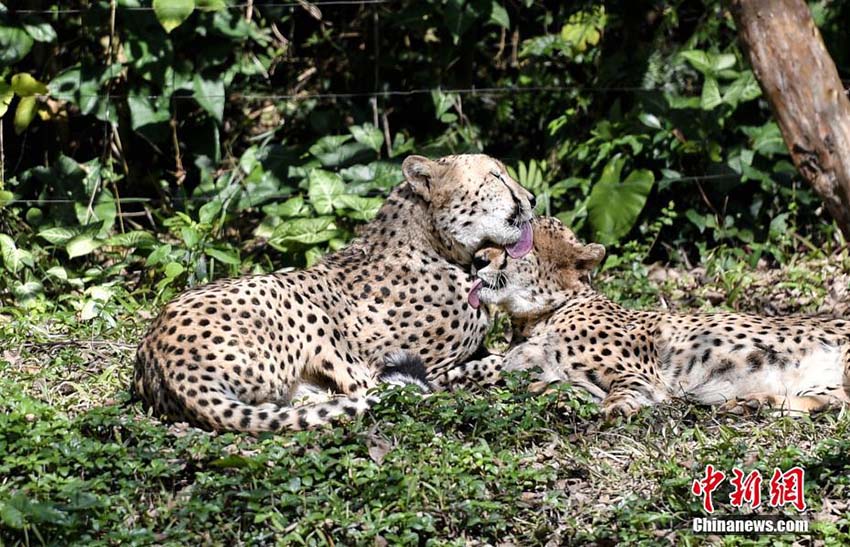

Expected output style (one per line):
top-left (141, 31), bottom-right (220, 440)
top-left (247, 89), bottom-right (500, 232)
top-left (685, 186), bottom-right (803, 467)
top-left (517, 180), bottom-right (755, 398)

top-left (467, 217), bottom-right (605, 318)
top-left (402, 154), bottom-right (536, 265)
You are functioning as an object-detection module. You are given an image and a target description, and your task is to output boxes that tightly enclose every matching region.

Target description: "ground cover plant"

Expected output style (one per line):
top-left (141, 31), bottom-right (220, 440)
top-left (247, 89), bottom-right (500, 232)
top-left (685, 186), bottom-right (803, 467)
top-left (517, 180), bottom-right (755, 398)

top-left (2, 0), bottom-right (850, 544)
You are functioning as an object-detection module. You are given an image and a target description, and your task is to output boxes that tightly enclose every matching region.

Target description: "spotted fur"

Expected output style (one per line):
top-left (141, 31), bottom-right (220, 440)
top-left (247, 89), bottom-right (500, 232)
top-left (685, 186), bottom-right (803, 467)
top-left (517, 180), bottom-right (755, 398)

top-left (134, 154), bottom-right (534, 433)
top-left (437, 217), bottom-right (850, 419)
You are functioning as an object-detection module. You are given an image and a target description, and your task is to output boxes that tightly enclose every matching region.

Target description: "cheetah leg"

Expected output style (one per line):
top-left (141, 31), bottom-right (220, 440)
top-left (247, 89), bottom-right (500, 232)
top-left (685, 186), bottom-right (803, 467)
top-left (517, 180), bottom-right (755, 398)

top-left (719, 391), bottom-right (849, 415)
top-left (429, 355), bottom-right (504, 392)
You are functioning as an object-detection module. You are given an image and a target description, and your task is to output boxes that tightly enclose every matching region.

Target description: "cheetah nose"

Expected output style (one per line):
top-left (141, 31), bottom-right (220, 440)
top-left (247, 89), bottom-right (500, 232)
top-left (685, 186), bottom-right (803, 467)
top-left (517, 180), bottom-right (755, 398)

top-left (472, 254), bottom-right (490, 272)
top-left (528, 194), bottom-right (537, 210)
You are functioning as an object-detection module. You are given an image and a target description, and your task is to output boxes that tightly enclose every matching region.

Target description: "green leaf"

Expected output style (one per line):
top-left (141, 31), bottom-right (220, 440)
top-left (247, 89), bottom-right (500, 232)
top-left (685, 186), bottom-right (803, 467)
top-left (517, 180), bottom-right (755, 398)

top-left (205, 247), bottom-right (241, 265)
top-left (0, 502), bottom-right (24, 529)
top-left (193, 73), bottom-right (225, 123)
top-left (335, 194), bottom-right (384, 221)
top-left (104, 230), bottom-right (157, 248)
top-left (146, 244), bottom-right (173, 266)
top-left (308, 170), bottom-right (345, 215)
top-left (712, 53), bottom-right (737, 72)
top-left (349, 123), bottom-right (383, 153)
top-left (199, 199), bottom-right (223, 224)
top-left (0, 81), bottom-right (13, 118)
top-left (164, 261), bottom-right (185, 278)
top-left (38, 226), bottom-right (78, 245)
top-left (638, 112), bottom-right (661, 130)
top-left (21, 16), bottom-right (57, 43)
top-left (13, 96), bottom-right (38, 135)
top-left (0, 234), bottom-right (33, 274)
top-left (262, 196), bottom-right (309, 218)
top-left (700, 77), bottom-right (722, 110)
top-left (587, 157), bottom-right (655, 245)
top-left (153, 0), bottom-right (195, 33)
top-left (270, 217), bottom-right (338, 245)
top-left (679, 50), bottom-right (712, 74)
top-left (11, 73), bottom-right (49, 97)
top-left (0, 24), bottom-right (34, 65)
top-left (66, 234), bottom-right (102, 258)
top-left (489, 2), bottom-right (510, 28)
top-left (723, 70), bottom-right (761, 107)
top-left (128, 91), bottom-right (171, 130)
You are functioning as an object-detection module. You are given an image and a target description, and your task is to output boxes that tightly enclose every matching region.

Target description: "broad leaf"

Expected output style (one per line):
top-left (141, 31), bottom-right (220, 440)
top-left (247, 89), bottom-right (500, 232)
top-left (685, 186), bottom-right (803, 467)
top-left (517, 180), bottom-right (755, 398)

top-left (335, 194), bottom-right (384, 221)
top-left (205, 247), bottom-right (240, 265)
top-left (0, 24), bottom-right (34, 65)
top-left (349, 123), bottom-right (383, 153)
top-left (193, 73), bottom-right (225, 123)
top-left (270, 217), bottom-right (339, 246)
top-left (153, 0), bottom-right (195, 33)
top-left (308, 170), bottom-right (345, 215)
top-left (489, 2), bottom-right (510, 28)
top-left (700, 76), bottom-right (722, 110)
top-left (587, 157), bottom-right (655, 245)
top-left (13, 96), bottom-right (38, 135)
top-left (66, 234), bottom-right (102, 258)
top-left (11, 73), bottom-right (48, 96)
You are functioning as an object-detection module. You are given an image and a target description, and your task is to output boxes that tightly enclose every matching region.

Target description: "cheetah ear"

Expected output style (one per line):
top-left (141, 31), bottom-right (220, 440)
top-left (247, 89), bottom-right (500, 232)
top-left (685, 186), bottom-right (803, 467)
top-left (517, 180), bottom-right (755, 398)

top-left (402, 155), bottom-right (436, 202)
top-left (575, 243), bottom-right (605, 271)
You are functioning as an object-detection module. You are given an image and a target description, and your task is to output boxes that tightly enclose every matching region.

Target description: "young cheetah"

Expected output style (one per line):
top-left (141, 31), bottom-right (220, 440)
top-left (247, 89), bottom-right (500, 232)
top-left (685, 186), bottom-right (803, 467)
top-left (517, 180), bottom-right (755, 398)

top-left (436, 217), bottom-right (850, 419)
top-left (134, 154), bottom-right (535, 433)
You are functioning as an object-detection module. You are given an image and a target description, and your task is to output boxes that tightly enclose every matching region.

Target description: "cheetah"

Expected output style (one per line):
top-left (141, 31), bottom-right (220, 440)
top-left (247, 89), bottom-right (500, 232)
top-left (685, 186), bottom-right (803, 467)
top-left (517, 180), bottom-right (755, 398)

top-left (134, 154), bottom-right (535, 433)
top-left (436, 216), bottom-right (850, 419)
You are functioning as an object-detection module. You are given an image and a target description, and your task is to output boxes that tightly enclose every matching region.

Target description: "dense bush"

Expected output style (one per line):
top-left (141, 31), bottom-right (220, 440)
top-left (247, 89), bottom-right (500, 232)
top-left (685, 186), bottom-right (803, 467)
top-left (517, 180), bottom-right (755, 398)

top-left (0, 0), bottom-right (848, 309)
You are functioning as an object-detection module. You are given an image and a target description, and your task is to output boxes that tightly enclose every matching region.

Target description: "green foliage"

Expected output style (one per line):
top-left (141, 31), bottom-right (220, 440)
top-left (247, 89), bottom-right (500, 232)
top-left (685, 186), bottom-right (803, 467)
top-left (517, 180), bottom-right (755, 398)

top-left (1, 1), bottom-right (846, 309)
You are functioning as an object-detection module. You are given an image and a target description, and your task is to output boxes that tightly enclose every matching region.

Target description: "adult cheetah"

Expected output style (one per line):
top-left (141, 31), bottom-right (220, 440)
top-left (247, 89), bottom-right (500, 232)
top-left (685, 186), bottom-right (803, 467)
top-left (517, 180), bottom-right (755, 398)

top-left (134, 154), bottom-right (535, 433)
top-left (438, 217), bottom-right (850, 419)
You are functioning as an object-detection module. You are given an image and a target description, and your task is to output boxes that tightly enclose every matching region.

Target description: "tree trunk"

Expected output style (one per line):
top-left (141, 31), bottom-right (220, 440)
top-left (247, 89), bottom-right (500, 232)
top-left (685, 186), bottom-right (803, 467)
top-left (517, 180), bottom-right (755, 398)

top-left (730, 0), bottom-right (850, 238)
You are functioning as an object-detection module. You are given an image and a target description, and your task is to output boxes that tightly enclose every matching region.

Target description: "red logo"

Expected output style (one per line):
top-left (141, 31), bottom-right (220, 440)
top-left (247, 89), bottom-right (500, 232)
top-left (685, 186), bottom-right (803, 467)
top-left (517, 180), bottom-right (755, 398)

top-left (691, 464), bottom-right (726, 513)
top-left (768, 467), bottom-right (807, 511)
top-left (692, 465), bottom-right (806, 513)
top-left (730, 468), bottom-right (763, 509)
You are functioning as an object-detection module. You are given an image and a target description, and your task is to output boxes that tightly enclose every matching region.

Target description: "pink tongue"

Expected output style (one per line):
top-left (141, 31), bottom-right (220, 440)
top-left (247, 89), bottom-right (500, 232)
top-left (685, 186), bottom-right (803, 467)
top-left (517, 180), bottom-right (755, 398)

top-left (467, 279), bottom-right (483, 309)
top-left (506, 221), bottom-right (533, 258)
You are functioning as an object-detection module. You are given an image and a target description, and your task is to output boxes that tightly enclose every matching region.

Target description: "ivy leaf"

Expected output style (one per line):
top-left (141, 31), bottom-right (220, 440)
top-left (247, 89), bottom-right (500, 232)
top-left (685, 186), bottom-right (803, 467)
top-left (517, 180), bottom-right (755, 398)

top-left (21, 16), bottom-right (57, 43)
top-left (335, 194), bottom-right (384, 221)
top-left (38, 226), bottom-right (79, 245)
top-left (0, 24), bottom-right (34, 65)
top-left (262, 196), bottom-right (309, 218)
top-left (0, 234), bottom-right (34, 274)
top-left (308, 170), bottom-right (345, 215)
top-left (679, 50), bottom-right (712, 75)
top-left (489, 2), bottom-right (510, 28)
top-left (270, 217), bottom-right (339, 246)
top-left (66, 234), bottom-right (102, 259)
top-left (13, 95), bottom-right (38, 135)
top-left (153, 0), bottom-right (195, 33)
top-left (12, 74), bottom-right (48, 97)
top-left (587, 157), bottom-right (655, 245)
top-left (723, 70), bottom-right (761, 108)
top-left (700, 76), bottom-right (722, 111)
top-left (349, 123), bottom-right (383, 153)
top-left (193, 73), bottom-right (225, 123)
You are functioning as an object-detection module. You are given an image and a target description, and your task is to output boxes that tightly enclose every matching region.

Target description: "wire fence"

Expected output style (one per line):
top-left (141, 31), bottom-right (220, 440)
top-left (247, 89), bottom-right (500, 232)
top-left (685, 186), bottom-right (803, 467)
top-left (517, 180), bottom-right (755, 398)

top-left (1, 0), bottom-right (746, 212)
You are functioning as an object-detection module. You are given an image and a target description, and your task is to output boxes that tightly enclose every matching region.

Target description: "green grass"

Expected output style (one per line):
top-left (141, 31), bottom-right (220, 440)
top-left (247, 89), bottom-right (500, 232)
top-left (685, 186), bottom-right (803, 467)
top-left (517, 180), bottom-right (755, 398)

top-left (2, 249), bottom-right (850, 545)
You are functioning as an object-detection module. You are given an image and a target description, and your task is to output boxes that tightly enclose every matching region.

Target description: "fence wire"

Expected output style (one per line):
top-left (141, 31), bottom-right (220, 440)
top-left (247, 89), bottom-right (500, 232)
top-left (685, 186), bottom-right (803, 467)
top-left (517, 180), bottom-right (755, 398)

top-left (0, 0), bottom-right (743, 212)
top-left (13, 0), bottom-right (397, 15)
